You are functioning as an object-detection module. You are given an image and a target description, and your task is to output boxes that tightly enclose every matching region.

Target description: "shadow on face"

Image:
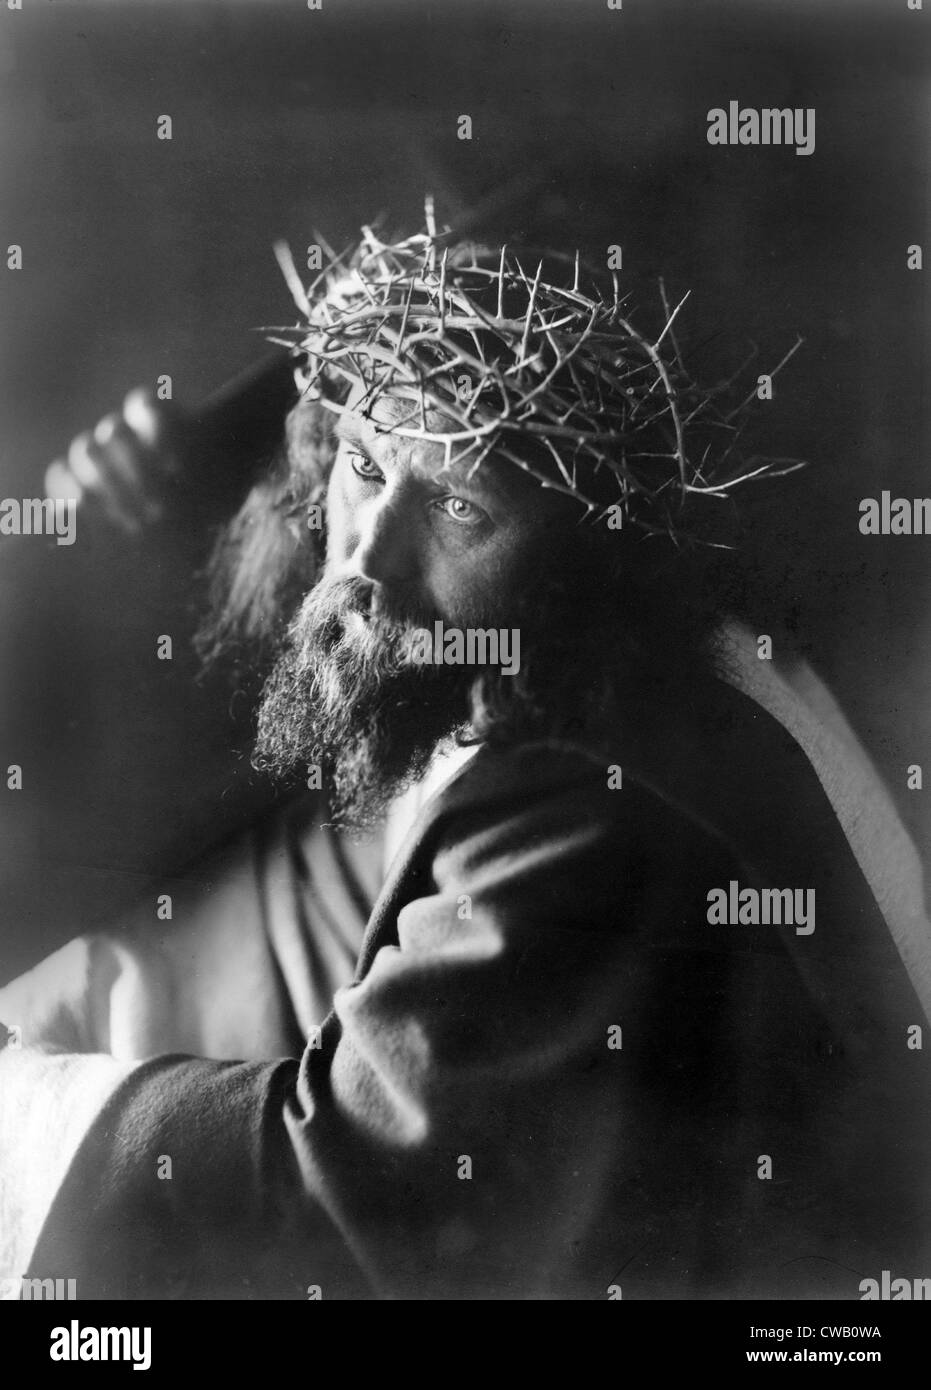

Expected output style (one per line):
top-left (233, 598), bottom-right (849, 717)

top-left (322, 382), bottom-right (586, 630)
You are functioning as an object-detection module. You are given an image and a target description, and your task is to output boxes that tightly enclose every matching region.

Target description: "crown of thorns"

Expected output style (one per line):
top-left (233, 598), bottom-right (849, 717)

top-left (264, 201), bottom-right (804, 543)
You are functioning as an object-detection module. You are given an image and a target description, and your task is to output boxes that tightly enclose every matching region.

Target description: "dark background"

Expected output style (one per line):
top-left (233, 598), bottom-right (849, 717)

top-left (0, 0), bottom-right (928, 979)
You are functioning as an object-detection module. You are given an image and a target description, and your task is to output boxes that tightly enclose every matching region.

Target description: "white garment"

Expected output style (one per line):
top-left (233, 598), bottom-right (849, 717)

top-left (720, 620), bottom-right (931, 1026)
top-left (381, 742), bottom-right (479, 875)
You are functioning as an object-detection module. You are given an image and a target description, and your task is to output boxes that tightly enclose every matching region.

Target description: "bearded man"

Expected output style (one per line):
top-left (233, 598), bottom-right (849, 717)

top-left (1, 216), bottom-right (929, 1301)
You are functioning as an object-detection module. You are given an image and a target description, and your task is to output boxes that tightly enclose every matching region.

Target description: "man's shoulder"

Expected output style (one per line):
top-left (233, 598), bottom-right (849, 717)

top-left (415, 666), bottom-right (878, 910)
top-left (430, 674), bottom-right (804, 842)
top-left (415, 722), bottom-right (749, 911)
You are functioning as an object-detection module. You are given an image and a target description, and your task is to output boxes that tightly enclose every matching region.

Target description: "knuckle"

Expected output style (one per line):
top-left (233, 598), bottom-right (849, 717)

top-left (93, 413), bottom-right (121, 447)
top-left (44, 460), bottom-right (82, 501)
top-left (123, 385), bottom-right (157, 413)
top-left (67, 432), bottom-right (101, 485)
top-left (122, 389), bottom-right (169, 449)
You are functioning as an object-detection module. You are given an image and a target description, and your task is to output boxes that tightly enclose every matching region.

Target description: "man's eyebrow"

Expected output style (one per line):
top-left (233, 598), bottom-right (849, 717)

top-left (429, 459), bottom-right (514, 506)
top-left (332, 411), bottom-right (512, 503)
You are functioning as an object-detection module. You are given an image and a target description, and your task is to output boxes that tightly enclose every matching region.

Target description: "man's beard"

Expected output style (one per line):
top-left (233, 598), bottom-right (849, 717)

top-left (252, 574), bottom-right (478, 832)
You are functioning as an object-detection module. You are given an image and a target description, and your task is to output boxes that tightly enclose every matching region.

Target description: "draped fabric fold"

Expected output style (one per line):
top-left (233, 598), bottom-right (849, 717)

top-left (2, 622), bottom-right (929, 1299)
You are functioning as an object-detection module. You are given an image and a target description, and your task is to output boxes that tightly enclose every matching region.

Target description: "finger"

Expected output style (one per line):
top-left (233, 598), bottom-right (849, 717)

top-left (122, 388), bottom-right (181, 477)
top-left (44, 459), bottom-right (84, 507)
top-left (67, 430), bottom-right (142, 534)
top-left (92, 414), bottom-right (164, 521)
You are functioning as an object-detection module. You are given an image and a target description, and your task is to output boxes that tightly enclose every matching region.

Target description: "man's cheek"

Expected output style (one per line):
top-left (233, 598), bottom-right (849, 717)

top-left (445, 569), bottom-right (513, 629)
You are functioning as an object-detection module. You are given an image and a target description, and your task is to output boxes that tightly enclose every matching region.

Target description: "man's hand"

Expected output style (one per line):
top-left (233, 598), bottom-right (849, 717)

top-left (44, 389), bottom-right (182, 535)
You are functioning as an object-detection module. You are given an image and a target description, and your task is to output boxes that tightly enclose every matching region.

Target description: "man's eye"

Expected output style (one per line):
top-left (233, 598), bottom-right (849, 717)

top-left (348, 451), bottom-right (383, 482)
top-left (438, 496), bottom-right (486, 526)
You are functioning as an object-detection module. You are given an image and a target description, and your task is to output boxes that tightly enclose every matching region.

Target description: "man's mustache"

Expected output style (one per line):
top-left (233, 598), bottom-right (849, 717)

top-left (300, 575), bottom-right (438, 639)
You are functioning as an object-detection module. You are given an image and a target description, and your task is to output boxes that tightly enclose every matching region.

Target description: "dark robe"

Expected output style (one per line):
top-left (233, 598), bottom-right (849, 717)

top-left (3, 629), bottom-right (930, 1299)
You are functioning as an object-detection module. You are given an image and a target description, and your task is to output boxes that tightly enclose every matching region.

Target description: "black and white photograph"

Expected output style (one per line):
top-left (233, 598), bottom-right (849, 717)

top-left (0, 0), bottom-right (929, 1344)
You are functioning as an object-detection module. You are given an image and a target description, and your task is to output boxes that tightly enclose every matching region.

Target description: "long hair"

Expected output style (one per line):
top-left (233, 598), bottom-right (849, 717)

top-left (194, 386), bottom-right (339, 673)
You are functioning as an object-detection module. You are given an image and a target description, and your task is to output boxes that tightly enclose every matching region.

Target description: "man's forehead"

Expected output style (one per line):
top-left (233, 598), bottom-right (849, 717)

top-left (340, 383), bottom-right (457, 437)
top-left (335, 385), bottom-right (487, 480)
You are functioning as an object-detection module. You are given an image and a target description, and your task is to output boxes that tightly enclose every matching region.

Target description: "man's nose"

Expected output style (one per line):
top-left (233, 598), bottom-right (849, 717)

top-left (351, 494), bottom-right (417, 586)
